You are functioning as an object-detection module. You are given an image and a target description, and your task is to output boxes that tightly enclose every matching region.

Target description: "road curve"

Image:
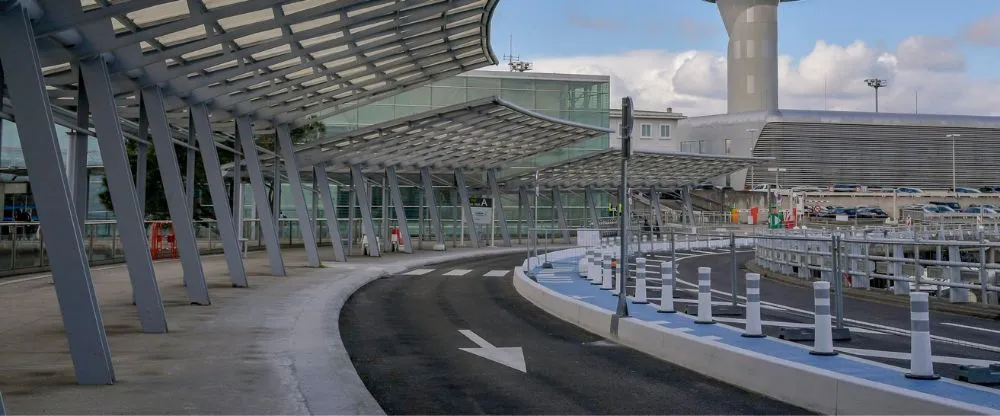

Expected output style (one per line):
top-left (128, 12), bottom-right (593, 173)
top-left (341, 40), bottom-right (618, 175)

top-left (340, 253), bottom-right (808, 415)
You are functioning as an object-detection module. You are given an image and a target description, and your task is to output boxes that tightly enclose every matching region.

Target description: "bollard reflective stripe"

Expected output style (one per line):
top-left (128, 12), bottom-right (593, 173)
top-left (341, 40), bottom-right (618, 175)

top-left (906, 292), bottom-right (940, 380)
top-left (810, 281), bottom-right (838, 356)
top-left (658, 261), bottom-right (676, 313)
top-left (695, 266), bottom-right (715, 324)
top-left (743, 273), bottom-right (765, 338)
top-left (634, 257), bottom-right (648, 304)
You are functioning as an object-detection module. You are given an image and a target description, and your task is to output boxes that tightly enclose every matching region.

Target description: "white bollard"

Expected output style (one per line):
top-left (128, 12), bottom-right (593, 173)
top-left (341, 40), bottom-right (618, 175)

top-left (633, 257), bottom-right (648, 304)
top-left (579, 249), bottom-right (591, 278)
top-left (658, 261), bottom-right (676, 313)
top-left (742, 273), bottom-right (765, 338)
top-left (695, 267), bottom-right (715, 324)
top-left (906, 292), bottom-right (940, 380)
top-left (589, 250), bottom-right (602, 285)
top-left (601, 253), bottom-right (613, 290)
top-left (810, 281), bottom-right (838, 356)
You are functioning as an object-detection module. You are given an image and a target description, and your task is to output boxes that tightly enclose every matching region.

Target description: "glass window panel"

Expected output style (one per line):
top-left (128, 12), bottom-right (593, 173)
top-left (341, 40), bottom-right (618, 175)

top-left (432, 77), bottom-right (466, 88)
top-left (431, 86), bottom-right (467, 107)
top-left (535, 90), bottom-right (562, 110)
top-left (357, 105), bottom-right (395, 124)
top-left (394, 87), bottom-right (431, 106)
top-left (394, 105), bottom-right (431, 118)
top-left (534, 80), bottom-right (566, 92)
top-left (500, 89), bottom-right (534, 108)
top-left (325, 108), bottom-right (358, 125)
top-left (500, 78), bottom-right (534, 90)
top-left (466, 77), bottom-right (499, 89)
top-left (466, 87), bottom-right (495, 101)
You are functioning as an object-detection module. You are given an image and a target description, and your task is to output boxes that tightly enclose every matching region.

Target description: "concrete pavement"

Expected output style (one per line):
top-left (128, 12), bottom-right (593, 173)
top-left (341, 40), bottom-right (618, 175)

top-left (0, 245), bottom-right (528, 414)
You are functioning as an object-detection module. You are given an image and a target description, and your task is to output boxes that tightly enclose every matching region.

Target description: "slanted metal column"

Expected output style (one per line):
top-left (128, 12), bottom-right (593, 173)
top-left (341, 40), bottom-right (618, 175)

top-left (651, 189), bottom-right (664, 229)
top-left (232, 151), bottom-right (243, 236)
top-left (386, 166), bottom-right (413, 253)
top-left (351, 165), bottom-right (381, 256)
top-left (136, 102), bottom-right (149, 219)
top-left (454, 169), bottom-right (480, 248)
top-left (271, 142), bottom-right (282, 222)
top-left (682, 185), bottom-right (695, 226)
top-left (140, 87), bottom-right (211, 305)
top-left (275, 125), bottom-right (321, 266)
top-left (68, 71), bottom-right (89, 230)
top-left (585, 186), bottom-right (600, 228)
top-left (552, 186), bottom-right (570, 243)
top-left (519, 186), bottom-right (537, 246)
top-left (487, 169), bottom-right (511, 246)
top-left (421, 167), bottom-right (445, 247)
top-left (314, 164), bottom-right (346, 262)
top-left (79, 57), bottom-right (168, 334)
top-left (185, 116), bottom-right (197, 219)
top-left (0, 7), bottom-right (115, 384)
top-left (236, 117), bottom-right (284, 276)
top-left (190, 105), bottom-right (248, 288)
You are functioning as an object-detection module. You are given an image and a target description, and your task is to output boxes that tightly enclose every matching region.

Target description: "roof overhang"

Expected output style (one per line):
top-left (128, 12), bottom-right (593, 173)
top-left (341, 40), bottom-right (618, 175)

top-left (292, 96), bottom-right (614, 170)
top-left (505, 149), bottom-right (771, 190)
top-left (25, 0), bottom-right (499, 135)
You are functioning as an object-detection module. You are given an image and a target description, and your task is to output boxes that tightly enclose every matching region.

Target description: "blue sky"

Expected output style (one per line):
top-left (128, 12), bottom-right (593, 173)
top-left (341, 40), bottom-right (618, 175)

top-left (489, 0), bottom-right (1000, 79)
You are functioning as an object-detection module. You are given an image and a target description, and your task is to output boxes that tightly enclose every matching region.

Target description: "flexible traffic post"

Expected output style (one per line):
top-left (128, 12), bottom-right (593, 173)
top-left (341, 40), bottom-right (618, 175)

top-left (659, 261), bottom-right (676, 313)
top-left (589, 249), bottom-right (602, 285)
top-left (810, 281), bottom-right (837, 356)
top-left (695, 267), bottom-right (715, 324)
top-left (581, 248), bottom-right (592, 278)
top-left (601, 253), bottom-right (613, 290)
top-left (906, 292), bottom-right (940, 380)
top-left (743, 273), bottom-right (765, 337)
top-left (634, 257), bottom-right (648, 304)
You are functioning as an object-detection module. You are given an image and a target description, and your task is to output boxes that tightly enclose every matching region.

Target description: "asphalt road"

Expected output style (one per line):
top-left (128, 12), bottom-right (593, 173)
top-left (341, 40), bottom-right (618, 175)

top-left (340, 253), bottom-right (808, 415)
top-left (633, 248), bottom-right (1000, 381)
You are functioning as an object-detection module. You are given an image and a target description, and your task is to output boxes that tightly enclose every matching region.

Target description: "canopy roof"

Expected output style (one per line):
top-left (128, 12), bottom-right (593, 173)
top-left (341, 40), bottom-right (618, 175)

top-left (24, 0), bottom-right (499, 135)
top-left (293, 96), bottom-right (613, 170)
top-left (506, 149), bottom-right (771, 189)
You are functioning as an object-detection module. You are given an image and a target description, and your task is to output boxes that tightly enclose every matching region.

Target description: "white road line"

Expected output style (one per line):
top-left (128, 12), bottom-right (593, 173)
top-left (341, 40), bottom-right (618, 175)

top-left (444, 269), bottom-right (472, 276)
top-left (403, 269), bottom-right (434, 276)
top-left (836, 347), bottom-right (999, 367)
top-left (941, 322), bottom-right (1000, 335)
top-left (484, 270), bottom-right (510, 277)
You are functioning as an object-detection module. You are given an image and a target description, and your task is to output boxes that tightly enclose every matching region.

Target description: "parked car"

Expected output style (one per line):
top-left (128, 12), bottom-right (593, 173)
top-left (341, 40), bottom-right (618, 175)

top-left (979, 186), bottom-right (1000, 193)
top-left (857, 207), bottom-right (889, 219)
top-left (970, 204), bottom-right (998, 211)
top-left (749, 183), bottom-right (781, 192)
top-left (790, 185), bottom-right (823, 193)
top-left (928, 201), bottom-right (961, 211)
top-left (926, 205), bottom-right (956, 213)
top-left (831, 183), bottom-right (863, 192)
top-left (895, 187), bottom-right (923, 194)
top-left (951, 187), bottom-right (982, 194)
top-left (964, 206), bottom-right (997, 214)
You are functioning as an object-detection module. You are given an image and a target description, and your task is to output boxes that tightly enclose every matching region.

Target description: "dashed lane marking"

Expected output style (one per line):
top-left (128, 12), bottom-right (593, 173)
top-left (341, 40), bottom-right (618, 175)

top-left (403, 269), bottom-right (434, 276)
top-left (444, 269), bottom-right (472, 276)
top-left (484, 270), bottom-right (510, 277)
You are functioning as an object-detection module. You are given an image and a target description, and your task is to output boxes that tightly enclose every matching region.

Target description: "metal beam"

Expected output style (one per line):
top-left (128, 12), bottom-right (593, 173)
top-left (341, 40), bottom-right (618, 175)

top-left (454, 169), bottom-right (480, 248)
top-left (190, 104), bottom-right (248, 288)
top-left (185, 115), bottom-right (197, 219)
top-left (276, 125), bottom-right (321, 267)
top-left (0, 6), bottom-right (115, 384)
top-left (79, 56), bottom-right (169, 334)
top-left (68, 70), bottom-right (89, 231)
top-left (585, 186), bottom-right (600, 228)
top-left (487, 169), bottom-right (510, 247)
top-left (421, 167), bottom-right (445, 247)
top-left (140, 86), bottom-right (211, 305)
top-left (552, 186), bottom-right (570, 243)
top-left (236, 117), bottom-right (284, 276)
top-left (351, 165), bottom-right (380, 257)
top-left (651, 189), bottom-right (664, 230)
top-left (386, 166), bottom-right (413, 253)
top-left (314, 164), bottom-right (346, 262)
top-left (231, 151), bottom-right (243, 237)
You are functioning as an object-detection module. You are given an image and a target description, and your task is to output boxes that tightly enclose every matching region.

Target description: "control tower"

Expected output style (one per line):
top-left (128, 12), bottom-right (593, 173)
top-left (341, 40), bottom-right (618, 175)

top-left (703, 0), bottom-right (800, 114)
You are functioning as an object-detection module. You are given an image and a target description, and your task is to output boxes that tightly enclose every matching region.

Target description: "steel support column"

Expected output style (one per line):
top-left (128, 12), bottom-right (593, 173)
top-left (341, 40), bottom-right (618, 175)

top-left (275, 125), bottom-right (320, 266)
top-left (79, 57), bottom-right (168, 333)
top-left (236, 117), bottom-right (285, 275)
top-left (185, 117), bottom-right (196, 219)
top-left (682, 185), bottom-right (694, 226)
top-left (552, 186), bottom-right (570, 243)
top-left (0, 7), bottom-right (114, 384)
top-left (519, 186), bottom-right (537, 246)
top-left (140, 87), bottom-right (211, 305)
top-left (68, 71), bottom-right (89, 230)
top-left (386, 166), bottom-right (413, 253)
top-left (351, 165), bottom-right (381, 257)
top-left (421, 167), bottom-right (445, 247)
top-left (232, 151), bottom-right (243, 237)
top-left (486, 169), bottom-right (510, 247)
top-left (454, 169), bottom-right (480, 248)
top-left (271, 142), bottom-right (281, 223)
top-left (314, 164), bottom-right (346, 262)
top-left (585, 186), bottom-right (600, 228)
top-left (136, 100), bottom-right (149, 219)
top-left (651, 188), bottom-right (664, 229)
top-left (190, 105), bottom-right (248, 287)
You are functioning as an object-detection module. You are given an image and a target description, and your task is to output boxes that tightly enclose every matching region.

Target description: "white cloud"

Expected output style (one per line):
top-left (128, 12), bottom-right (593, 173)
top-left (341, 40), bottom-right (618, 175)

top-left (514, 36), bottom-right (1000, 117)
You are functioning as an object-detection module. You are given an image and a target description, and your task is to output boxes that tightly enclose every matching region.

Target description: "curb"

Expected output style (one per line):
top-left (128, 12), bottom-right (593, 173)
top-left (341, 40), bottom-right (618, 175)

top-left (744, 261), bottom-right (1000, 320)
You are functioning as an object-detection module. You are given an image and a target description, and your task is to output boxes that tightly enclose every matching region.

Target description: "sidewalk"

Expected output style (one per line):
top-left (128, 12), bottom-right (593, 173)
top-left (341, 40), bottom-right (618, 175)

top-left (0, 245), bottom-right (527, 414)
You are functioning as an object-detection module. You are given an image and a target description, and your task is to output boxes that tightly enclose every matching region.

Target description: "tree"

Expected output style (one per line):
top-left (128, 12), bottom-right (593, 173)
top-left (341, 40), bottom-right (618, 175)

top-left (98, 118), bottom-right (324, 220)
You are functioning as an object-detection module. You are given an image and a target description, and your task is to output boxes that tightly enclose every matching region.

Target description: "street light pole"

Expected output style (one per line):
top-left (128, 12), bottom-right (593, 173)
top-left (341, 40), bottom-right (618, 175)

top-left (946, 134), bottom-right (961, 198)
top-left (745, 128), bottom-right (758, 190)
top-left (865, 78), bottom-right (887, 113)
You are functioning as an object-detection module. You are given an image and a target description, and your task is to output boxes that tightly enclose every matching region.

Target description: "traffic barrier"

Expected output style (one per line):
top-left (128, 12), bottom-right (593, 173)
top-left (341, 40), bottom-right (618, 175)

top-left (601, 253), bottom-right (613, 290)
top-left (659, 261), bottom-right (676, 313)
top-left (743, 273), bottom-right (765, 338)
top-left (633, 257), bottom-right (648, 304)
top-left (588, 250), bottom-right (602, 285)
top-left (810, 281), bottom-right (837, 356)
top-left (695, 267), bottom-right (715, 324)
top-left (578, 249), bottom-right (591, 278)
top-left (906, 292), bottom-right (940, 380)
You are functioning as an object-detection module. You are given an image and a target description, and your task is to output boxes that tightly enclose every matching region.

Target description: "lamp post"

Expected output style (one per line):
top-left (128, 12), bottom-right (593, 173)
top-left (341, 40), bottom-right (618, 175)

top-left (745, 128), bottom-right (758, 189)
top-left (865, 78), bottom-right (887, 113)
top-left (946, 134), bottom-right (961, 199)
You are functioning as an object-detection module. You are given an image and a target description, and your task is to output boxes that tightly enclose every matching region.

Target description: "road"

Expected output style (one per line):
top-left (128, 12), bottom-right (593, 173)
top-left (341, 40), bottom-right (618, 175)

top-left (633, 248), bottom-right (1000, 381)
top-left (340, 253), bottom-right (808, 415)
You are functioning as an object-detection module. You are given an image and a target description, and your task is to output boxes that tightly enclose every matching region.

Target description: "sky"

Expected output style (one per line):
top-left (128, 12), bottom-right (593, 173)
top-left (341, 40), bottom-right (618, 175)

top-left (484, 0), bottom-right (1000, 117)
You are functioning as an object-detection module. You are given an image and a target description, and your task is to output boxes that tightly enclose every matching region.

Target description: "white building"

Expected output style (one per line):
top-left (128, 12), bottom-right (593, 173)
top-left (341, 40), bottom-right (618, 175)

top-left (610, 108), bottom-right (686, 151)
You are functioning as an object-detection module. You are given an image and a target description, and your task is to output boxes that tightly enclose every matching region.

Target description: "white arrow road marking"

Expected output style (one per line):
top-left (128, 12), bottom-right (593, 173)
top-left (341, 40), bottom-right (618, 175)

top-left (836, 347), bottom-right (1000, 367)
top-left (940, 322), bottom-right (1000, 335)
top-left (458, 330), bottom-right (527, 373)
